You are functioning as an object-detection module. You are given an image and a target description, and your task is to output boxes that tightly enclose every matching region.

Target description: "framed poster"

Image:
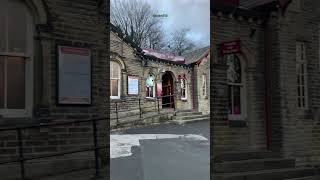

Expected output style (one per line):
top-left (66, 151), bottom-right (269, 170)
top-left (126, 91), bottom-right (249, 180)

top-left (58, 46), bottom-right (91, 105)
top-left (128, 76), bottom-right (139, 95)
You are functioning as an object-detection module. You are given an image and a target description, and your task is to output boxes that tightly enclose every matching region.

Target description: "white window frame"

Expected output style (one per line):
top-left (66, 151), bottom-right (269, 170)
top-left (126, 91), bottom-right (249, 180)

top-left (202, 74), bottom-right (207, 97)
top-left (0, 0), bottom-right (34, 118)
top-left (318, 24), bottom-right (320, 71)
top-left (146, 74), bottom-right (155, 98)
top-left (296, 41), bottom-right (308, 109)
top-left (181, 78), bottom-right (187, 100)
top-left (110, 61), bottom-right (121, 99)
top-left (226, 54), bottom-right (247, 121)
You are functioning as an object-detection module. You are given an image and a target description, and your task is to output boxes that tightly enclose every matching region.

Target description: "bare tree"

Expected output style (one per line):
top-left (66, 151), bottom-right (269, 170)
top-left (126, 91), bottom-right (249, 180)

top-left (167, 28), bottom-right (196, 55)
top-left (111, 0), bottom-right (165, 49)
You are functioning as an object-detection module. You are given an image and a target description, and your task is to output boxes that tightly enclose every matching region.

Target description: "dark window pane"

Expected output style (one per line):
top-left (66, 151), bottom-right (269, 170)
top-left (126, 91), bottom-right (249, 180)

top-left (228, 85), bottom-right (232, 114)
top-left (233, 86), bottom-right (241, 114)
top-left (0, 58), bottom-right (4, 108)
top-left (8, 0), bottom-right (28, 53)
top-left (0, 1), bottom-right (7, 52)
top-left (150, 87), bottom-right (153, 97)
top-left (227, 55), bottom-right (241, 83)
top-left (111, 79), bottom-right (118, 96)
top-left (7, 57), bottom-right (25, 109)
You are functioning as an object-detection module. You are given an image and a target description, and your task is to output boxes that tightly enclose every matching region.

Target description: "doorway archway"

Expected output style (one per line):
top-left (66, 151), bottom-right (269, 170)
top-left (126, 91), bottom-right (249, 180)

top-left (162, 71), bottom-right (175, 108)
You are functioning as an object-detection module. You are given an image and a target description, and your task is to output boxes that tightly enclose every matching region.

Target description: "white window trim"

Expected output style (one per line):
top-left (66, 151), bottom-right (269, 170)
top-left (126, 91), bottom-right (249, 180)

top-left (318, 24), bottom-right (320, 71)
top-left (110, 61), bottom-right (121, 100)
top-left (146, 74), bottom-right (156, 99)
top-left (227, 54), bottom-right (247, 121)
top-left (296, 41), bottom-right (308, 109)
top-left (202, 74), bottom-right (207, 97)
top-left (0, 1), bottom-right (34, 118)
top-left (181, 79), bottom-right (187, 100)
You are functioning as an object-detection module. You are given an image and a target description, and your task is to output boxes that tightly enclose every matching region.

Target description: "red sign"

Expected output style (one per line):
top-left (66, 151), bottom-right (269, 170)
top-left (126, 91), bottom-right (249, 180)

top-left (221, 40), bottom-right (241, 55)
top-left (213, 0), bottom-right (239, 6)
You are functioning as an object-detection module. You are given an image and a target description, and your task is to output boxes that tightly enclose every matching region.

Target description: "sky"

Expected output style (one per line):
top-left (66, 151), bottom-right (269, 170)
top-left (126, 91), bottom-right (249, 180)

top-left (145, 0), bottom-right (210, 47)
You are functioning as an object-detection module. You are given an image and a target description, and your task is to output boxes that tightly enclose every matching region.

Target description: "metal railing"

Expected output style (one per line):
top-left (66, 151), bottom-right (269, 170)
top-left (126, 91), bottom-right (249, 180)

top-left (0, 118), bottom-right (108, 180)
top-left (111, 94), bottom-right (177, 127)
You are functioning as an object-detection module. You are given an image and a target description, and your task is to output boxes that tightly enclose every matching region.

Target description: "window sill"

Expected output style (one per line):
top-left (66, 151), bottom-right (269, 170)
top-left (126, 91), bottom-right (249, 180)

top-left (228, 115), bottom-right (247, 127)
top-left (181, 98), bottom-right (188, 102)
top-left (145, 97), bottom-right (156, 101)
top-left (229, 120), bottom-right (247, 127)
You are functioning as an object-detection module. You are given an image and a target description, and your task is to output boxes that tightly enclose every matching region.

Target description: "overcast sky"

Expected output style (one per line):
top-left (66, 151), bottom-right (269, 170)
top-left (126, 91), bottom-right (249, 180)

top-left (145, 0), bottom-right (210, 47)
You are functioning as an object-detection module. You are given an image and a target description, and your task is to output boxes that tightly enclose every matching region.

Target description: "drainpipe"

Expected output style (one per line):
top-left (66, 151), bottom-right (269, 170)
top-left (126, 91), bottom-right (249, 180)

top-left (192, 65), bottom-right (198, 111)
top-left (264, 17), bottom-right (272, 151)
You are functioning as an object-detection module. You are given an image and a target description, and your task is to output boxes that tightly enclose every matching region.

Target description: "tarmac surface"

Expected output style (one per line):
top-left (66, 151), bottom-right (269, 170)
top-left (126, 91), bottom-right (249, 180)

top-left (110, 120), bottom-right (210, 180)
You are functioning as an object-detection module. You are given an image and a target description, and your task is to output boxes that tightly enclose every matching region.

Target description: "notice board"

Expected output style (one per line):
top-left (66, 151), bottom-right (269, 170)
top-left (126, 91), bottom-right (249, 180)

top-left (58, 46), bottom-right (91, 105)
top-left (128, 76), bottom-right (139, 95)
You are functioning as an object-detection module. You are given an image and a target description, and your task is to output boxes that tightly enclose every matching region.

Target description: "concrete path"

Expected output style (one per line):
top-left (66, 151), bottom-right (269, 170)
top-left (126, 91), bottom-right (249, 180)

top-left (111, 120), bottom-right (210, 180)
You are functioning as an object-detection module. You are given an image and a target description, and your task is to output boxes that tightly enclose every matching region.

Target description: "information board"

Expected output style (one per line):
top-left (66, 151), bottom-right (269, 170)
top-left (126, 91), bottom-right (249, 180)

top-left (58, 46), bottom-right (91, 105)
top-left (128, 76), bottom-right (139, 95)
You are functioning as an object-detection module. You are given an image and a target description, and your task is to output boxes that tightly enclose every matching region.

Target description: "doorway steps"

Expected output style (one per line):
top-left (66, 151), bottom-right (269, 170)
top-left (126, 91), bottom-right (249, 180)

top-left (213, 151), bottom-right (317, 180)
top-left (172, 110), bottom-right (209, 124)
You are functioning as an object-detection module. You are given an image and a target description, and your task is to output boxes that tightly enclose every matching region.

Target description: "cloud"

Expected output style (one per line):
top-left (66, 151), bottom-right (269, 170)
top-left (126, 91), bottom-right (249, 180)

top-left (145, 0), bottom-right (210, 46)
top-left (113, 0), bottom-right (210, 47)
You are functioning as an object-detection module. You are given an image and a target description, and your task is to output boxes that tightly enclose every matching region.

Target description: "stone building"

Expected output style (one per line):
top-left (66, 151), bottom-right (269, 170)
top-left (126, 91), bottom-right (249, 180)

top-left (0, 0), bottom-right (108, 179)
top-left (110, 24), bottom-right (210, 127)
top-left (212, 0), bottom-right (320, 178)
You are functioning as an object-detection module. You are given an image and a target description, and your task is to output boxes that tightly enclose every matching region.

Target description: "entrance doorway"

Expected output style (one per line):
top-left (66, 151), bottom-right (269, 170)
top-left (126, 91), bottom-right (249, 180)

top-left (162, 72), bottom-right (175, 108)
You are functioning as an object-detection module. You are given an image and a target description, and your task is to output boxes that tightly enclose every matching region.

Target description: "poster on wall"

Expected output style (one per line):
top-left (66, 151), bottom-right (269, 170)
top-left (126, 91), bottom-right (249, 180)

top-left (58, 46), bottom-right (91, 105)
top-left (128, 76), bottom-right (139, 95)
top-left (157, 82), bottom-right (162, 97)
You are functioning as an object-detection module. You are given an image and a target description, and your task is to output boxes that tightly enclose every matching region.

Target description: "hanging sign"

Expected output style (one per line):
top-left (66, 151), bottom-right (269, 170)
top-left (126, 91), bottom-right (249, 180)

top-left (157, 82), bottom-right (163, 97)
top-left (221, 40), bottom-right (241, 55)
top-left (128, 76), bottom-right (139, 95)
top-left (58, 46), bottom-right (91, 105)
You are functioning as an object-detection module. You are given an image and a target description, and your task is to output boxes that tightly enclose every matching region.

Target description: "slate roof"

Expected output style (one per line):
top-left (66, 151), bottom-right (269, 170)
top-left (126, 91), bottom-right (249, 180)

top-left (240, 0), bottom-right (277, 9)
top-left (182, 46), bottom-right (210, 65)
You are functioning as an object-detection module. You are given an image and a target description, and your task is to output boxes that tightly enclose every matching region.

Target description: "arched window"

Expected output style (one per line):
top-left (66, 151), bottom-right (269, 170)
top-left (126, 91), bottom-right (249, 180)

top-left (181, 78), bottom-right (187, 100)
top-left (227, 54), bottom-right (243, 117)
top-left (110, 61), bottom-right (121, 99)
top-left (0, 0), bottom-right (34, 117)
top-left (146, 74), bottom-right (155, 98)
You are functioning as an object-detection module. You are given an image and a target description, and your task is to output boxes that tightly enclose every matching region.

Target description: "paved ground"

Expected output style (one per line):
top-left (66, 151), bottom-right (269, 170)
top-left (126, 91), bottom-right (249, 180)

top-left (111, 120), bottom-right (210, 180)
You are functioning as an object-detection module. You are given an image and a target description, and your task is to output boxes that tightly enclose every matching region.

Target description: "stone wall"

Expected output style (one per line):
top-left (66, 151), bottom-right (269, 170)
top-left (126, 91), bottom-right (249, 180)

top-left (212, 13), bottom-right (267, 152)
top-left (0, 0), bottom-right (109, 178)
top-left (276, 0), bottom-right (320, 167)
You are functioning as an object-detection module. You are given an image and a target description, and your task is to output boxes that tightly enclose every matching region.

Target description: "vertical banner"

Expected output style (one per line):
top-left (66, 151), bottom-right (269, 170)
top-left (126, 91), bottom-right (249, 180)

top-left (157, 82), bottom-right (162, 97)
top-left (128, 76), bottom-right (139, 95)
top-left (58, 46), bottom-right (91, 105)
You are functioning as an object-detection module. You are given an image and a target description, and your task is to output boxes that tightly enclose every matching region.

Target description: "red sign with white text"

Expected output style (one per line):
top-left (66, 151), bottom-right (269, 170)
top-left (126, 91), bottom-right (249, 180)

top-left (221, 40), bottom-right (241, 55)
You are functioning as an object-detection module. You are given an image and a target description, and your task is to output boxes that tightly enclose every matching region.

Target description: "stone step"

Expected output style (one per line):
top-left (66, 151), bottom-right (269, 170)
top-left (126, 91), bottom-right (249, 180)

top-left (285, 176), bottom-right (320, 180)
top-left (214, 158), bottom-right (296, 173)
top-left (214, 167), bottom-right (315, 180)
top-left (172, 117), bottom-right (209, 125)
top-left (214, 151), bottom-right (281, 162)
top-left (172, 114), bottom-right (209, 120)
top-left (175, 111), bottom-right (203, 116)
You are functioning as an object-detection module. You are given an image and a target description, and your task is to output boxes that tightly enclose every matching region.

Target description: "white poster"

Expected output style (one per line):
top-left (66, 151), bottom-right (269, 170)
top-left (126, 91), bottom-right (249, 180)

top-left (128, 76), bottom-right (139, 95)
top-left (58, 46), bottom-right (91, 104)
